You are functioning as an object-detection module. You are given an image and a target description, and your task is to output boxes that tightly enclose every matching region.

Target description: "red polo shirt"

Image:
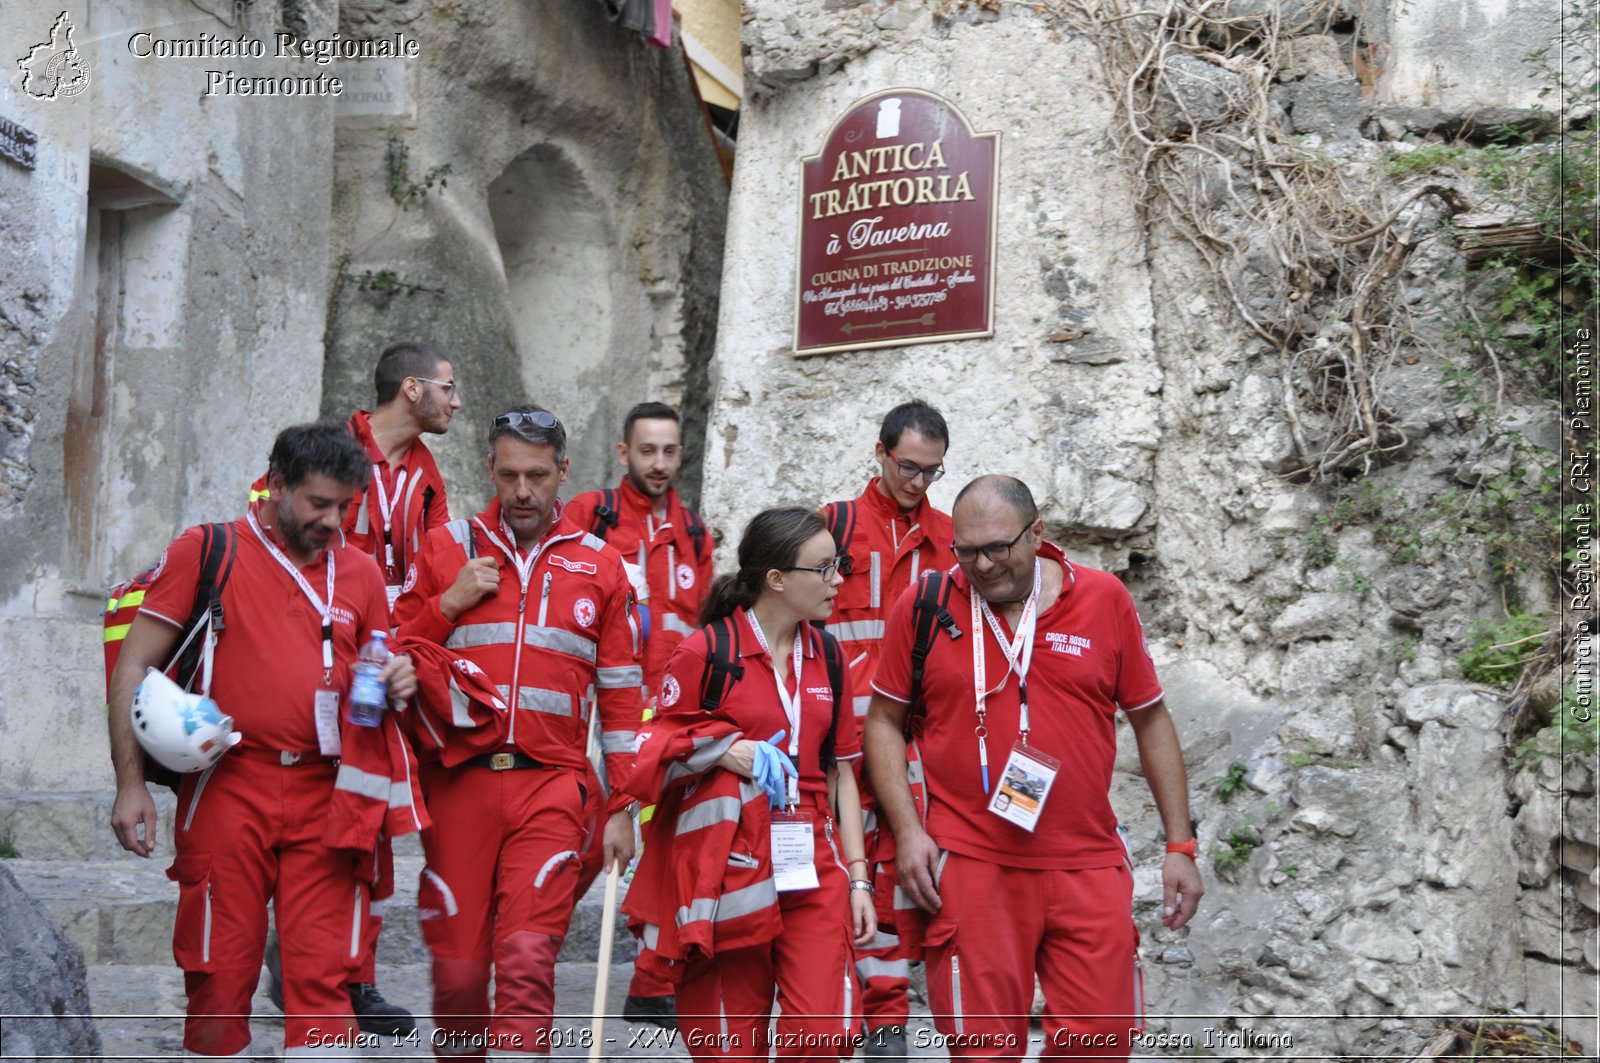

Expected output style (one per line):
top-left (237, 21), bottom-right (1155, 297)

top-left (139, 513), bottom-right (391, 754)
top-left (871, 542), bottom-right (1162, 870)
top-left (655, 609), bottom-right (861, 795)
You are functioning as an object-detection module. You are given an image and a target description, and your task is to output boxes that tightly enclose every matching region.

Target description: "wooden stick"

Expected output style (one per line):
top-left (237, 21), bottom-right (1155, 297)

top-left (588, 861), bottom-right (622, 1062)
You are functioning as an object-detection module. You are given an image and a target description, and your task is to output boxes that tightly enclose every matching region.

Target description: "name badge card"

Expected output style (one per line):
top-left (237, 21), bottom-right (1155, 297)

top-left (315, 689), bottom-right (343, 757)
top-left (987, 743), bottom-right (1060, 832)
top-left (770, 812), bottom-right (819, 892)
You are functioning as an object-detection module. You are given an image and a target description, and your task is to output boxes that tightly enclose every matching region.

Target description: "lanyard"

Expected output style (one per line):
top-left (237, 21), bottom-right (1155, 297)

top-left (370, 464), bottom-right (408, 573)
top-left (969, 560), bottom-right (1040, 793)
top-left (746, 612), bottom-right (804, 808)
top-left (248, 508), bottom-right (336, 683)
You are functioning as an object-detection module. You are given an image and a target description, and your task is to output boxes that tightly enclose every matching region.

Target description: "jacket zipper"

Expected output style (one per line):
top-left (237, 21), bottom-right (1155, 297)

top-left (667, 544), bottom-right (677, 600)
top-left (507, 570), bottom-right (532, 746)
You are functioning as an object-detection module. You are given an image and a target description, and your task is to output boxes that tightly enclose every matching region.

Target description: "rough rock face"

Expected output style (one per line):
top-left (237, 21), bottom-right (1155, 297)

top-left (0, 865), bottom-right (101, 1059)
top-left (713, 1), bottom-right (1588, 1055)
top-left (319, 0), bottom-right (729, 509)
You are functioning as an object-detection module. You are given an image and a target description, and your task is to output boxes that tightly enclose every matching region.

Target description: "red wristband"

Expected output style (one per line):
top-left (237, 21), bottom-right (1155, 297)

top-left (1165, 839), bottom-right (1198, 859)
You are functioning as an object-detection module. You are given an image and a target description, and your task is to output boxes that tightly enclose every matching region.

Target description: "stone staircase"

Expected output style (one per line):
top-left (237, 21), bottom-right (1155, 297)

top-left (2, 789), bottom-right (967, 1059)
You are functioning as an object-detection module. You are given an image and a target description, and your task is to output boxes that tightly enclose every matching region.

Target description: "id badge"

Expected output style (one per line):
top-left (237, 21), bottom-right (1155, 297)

top-left (314, 689), bottom-right (343, 757)
top-left (385, 584), bottom-right (402, 611)
top-left (770, 812), bottom-right (819, 892)
top-left (987, 742), bottom-right (1061, 832)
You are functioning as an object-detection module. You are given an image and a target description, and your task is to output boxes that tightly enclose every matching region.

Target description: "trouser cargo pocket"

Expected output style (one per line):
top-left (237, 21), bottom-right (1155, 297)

top-left (167, 849), bottom-right (215, 972)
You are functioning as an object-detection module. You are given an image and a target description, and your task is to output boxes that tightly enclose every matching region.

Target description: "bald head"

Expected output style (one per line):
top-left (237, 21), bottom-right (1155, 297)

top-left (953, 475), bottom-right (1038, 524)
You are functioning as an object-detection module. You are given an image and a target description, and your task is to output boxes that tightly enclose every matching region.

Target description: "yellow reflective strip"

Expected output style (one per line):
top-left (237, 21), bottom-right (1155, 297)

top-left (105, 596), bottom-right (118, 612)
top-left (641, 707), bottom-right (655, 722)
top-left (638, 804), bottom-right (656, 826)
top-left (104, 623), bottom-right (132, 643)
top-left (249, 488), bottom-right (271, 502)
top-left (120, 589), bottom-right (146, 609)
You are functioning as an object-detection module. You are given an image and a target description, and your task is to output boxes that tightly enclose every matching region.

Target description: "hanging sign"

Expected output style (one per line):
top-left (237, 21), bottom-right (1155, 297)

top-left (794, 88), bottom-right (999, 357)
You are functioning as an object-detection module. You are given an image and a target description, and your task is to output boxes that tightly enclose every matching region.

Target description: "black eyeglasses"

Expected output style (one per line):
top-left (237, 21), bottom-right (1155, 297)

top-left (494, 410), bottom-right (560, 431)
top-left (888, 450), bottom-right (945, 483)
top-left (785, 556), bottom-right (843, 581)
top-left (952, 525), bottom-right (1032, 564)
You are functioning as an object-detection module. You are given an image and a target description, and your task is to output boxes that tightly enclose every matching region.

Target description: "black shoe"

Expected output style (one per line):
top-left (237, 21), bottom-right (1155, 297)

top-left (349, 982), bottom-right (417, 1037)
top-left (262, 929), bottom-right (284, 1012)
top-left (863, 1024), bottom-right (907, 1058)
top-left (623, 994), bottom-right (677, 1031)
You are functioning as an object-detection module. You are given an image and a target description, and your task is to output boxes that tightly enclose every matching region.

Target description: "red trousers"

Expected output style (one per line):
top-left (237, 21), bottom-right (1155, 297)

top-left (353, 832), bottom-right (394, 984)
top-left (676, 801), bottom-right (859, 1061)
top-left (923, 854), bottom-right (1142, 1060)
top-left (857, 819), bottom-right (909, 1029)
top-left (417, 762), bottom-right (587, 1058)
top-left (170, 752), bottom-right (364, 1056)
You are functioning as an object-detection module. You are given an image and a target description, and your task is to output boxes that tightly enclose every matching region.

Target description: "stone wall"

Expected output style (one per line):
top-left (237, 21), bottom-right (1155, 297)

top-left (0, 0), bottom-right (337, 793)
top-left (709, 0), bottom-right (1590, 1054)
top-left (319, 0), bottom-right (729, 514)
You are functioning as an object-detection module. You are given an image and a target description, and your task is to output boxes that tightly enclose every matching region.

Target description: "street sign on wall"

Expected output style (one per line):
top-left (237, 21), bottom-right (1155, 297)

top-left (794, 89), bottom-right (999, 357)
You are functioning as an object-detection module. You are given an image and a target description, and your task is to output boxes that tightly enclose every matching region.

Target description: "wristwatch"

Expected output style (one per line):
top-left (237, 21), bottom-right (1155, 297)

top-left (1165, 838), bottom-right (1198, 859)
top-left (849, 879), bottom-right (874, 893)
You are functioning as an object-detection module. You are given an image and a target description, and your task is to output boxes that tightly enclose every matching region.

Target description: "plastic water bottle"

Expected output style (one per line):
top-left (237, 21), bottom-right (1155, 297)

top-left (347, 630), bottom-right (391, 727)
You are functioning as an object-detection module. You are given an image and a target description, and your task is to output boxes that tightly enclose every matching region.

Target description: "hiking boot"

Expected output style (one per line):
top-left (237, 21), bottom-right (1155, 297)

top-left (349, 982), bottom-right (417, 1037)
top-left (863, 1023), bottom-right (907, 1058)
top-left (262, 929), bottom-right (284, 1012)
top-left (622, 994), bottom-right (678, 1031)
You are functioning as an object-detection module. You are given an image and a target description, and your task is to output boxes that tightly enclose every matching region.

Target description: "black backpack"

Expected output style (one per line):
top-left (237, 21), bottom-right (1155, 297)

top-left (906, 570), bottom-right (964, 713)
top-left (590, 488), bottom-right (709, 563)
top-left (822, 500), bottom-right (858, 576)
top-left (699, 617), bottom-right (847, 770)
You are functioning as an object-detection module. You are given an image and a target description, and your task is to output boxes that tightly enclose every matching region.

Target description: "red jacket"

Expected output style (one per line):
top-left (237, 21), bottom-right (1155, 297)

top-left (392, 500), bottom-right (644, 782)
top-left (345, 411), bottom-right (450, 588)
top-left (823, 479), bottom-right (955, 719)
top-left (566, 480), bottom-right (714, 695)
top-left (246, 411), bottom-right (450, 593)
top-left (619, 717), bottom-right (782, 983)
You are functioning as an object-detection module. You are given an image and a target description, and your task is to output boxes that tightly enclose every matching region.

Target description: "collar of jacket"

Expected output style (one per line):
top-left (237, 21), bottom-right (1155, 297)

top-left (474, 497), bottom-right (584, 558)
top-left (857, 475), bottom-right (932, 526)
top-left (616, 476), bottom-right (686, 524)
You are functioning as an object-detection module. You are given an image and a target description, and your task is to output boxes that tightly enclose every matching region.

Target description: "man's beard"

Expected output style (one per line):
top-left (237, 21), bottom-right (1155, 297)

top-left (276, 497), bottom-right (329, 554)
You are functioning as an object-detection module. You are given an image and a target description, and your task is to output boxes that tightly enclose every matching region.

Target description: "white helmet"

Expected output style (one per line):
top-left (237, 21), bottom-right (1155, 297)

top-left (131, 668), bottom-right (243, 774)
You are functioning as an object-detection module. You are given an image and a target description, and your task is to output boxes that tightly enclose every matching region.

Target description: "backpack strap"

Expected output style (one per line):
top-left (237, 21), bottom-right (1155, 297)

top-left (817, 628), bottom-right (845, 772)
top-left (591, 488), bottom-right (621, 542)
top-left (823, 501), bottom-right (856, 576)
top-left (176, 522), bottom-right (237, 696)
top-left (683, 505), bottom-right (708, 564)
top-left (908, 571), bottom-right (962, 712)
top-left (700, 616), bottom-right (746, 712)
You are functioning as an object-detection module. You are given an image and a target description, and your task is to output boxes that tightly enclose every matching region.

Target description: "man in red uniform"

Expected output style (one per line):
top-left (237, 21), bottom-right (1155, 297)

top-left (253, 341), bottom-right (457, 1033)
top-left (109, 422), bottom-right (418, 1058)
top-left (567, 401), bottom-right (712, 695)
top-left (394, 404), bottom-right (642, 1058)
top-left (864, 475), bottom-right (1204, 1061)
top-left (823, 399), bottom-right (955, 1058)
top-left (565, 401), bottom-right (713, 1027)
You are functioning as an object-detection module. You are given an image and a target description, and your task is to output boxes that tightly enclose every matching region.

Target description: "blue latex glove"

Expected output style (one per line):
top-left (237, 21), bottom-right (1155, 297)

top-left (750, 729), bottom-right (798, 807)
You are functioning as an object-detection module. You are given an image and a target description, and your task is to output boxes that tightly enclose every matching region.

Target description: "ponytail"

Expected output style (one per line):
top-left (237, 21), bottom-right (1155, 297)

top-left (699, 507), bottom-right (827, 625)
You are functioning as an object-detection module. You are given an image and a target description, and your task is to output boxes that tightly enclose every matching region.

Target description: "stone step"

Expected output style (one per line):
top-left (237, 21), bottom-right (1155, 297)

top-left (5, 851), bottom-right (637, 970)
top-left (88, 961), bottom-right (971, 1060)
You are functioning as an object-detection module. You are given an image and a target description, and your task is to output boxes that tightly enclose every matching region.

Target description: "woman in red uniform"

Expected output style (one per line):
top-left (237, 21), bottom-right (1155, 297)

top-left (624, 507), bottom-right (876, 1059)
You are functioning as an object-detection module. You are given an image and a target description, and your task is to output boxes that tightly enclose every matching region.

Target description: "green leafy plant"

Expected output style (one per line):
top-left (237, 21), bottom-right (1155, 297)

top-left (386, 137), bottom-right (452, 210)
top-left (1208, 822), bottom-right (1260, 873)
top-left (0, 832), bottom-right (17, 859)
top-left (1206, 762), bottom-right (1249, 802)
top-left (1514, 684), bottom-right (1599, 770)
top-left (1459, 612), bottom-right (1551, 685)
